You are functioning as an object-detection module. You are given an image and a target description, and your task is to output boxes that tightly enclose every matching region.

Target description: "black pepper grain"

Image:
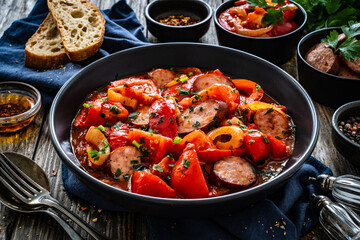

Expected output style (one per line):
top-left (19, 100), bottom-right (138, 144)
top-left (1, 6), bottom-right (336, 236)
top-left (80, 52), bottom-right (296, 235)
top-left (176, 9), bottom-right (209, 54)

top-left (338, 115), bottom-right (360, 145)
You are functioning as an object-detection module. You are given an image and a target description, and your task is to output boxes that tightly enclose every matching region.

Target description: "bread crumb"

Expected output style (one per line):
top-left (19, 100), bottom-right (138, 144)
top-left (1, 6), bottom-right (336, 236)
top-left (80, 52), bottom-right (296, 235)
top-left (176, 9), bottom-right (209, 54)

top-left (51, 170), bottom-right (57, 176)
top-left (92, 218), bottom-right (98, 223)
top-left (98, 209), bottom-right (102, 213)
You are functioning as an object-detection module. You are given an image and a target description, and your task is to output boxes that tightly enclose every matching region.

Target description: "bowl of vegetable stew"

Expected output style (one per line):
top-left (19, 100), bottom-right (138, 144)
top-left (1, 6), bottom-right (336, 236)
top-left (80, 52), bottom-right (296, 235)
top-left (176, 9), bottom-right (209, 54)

top-left (214, 0), bottom-right (307, 65)
top-left (50, 43), bottom-right (318, 217)
top-left (297, 26), bottom-right (360, 108)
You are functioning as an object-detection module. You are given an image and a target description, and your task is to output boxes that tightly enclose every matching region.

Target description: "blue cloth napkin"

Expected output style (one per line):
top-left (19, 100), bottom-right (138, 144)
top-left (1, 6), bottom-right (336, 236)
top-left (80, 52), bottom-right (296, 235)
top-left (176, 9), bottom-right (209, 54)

top-left (62, 156), bottom-right (332, 240)
top-left (0, 0), bottom-right (149, 109)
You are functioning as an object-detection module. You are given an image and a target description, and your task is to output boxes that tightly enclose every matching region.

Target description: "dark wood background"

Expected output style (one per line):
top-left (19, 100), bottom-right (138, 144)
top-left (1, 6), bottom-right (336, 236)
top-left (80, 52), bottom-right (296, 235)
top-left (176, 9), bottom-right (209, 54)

top-left (0, 0), bottom-right (358, 239)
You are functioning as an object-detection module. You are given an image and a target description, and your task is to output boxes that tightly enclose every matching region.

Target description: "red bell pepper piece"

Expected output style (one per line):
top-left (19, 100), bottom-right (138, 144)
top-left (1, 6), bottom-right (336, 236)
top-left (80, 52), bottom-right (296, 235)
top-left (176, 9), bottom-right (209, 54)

top-left (266, 135), bottom-right (288, 160)
top-left (170, 143), bottom-right (209, 198)
top-left (151, 155), bottom-right (176, 180)
top-left (131, 171), bottom-right (177, 198)
top-left (127, 129), bottom-right (172, 164)
top-left (244, 131), bottom-right (270, 162)
top-left (108, 122), bottom-right (130, 150)
top-left (197, 146), bottom-right (248, 163)
top-left (149, 98), bottom-right (177, 139)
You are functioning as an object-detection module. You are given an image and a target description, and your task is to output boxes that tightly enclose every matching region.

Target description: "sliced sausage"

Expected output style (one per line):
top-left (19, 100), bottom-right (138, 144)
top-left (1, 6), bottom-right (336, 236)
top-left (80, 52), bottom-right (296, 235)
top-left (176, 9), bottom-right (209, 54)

top-left (211, 156), bottom-right (256, 188)
top-left (108, 146), bottom-right (142, 180)
top-left (193, 73), bottom-right (235, 92)
top-left (338, 62), bottom-right (360, 79)
top-left (253, 108), bottom-right (289, 139)
top-left (177, 100), bottom-right (228, 134)
top-left (340, 53), bottom-right (360, 74)
top-left (305, 43), bottom-right (339, 74)
top-left (148, 69), bottom-right (175, 88)
top-left (131, 105), bottom-right (150, 126)
top-left (176, 67), bottom-right (202, 75)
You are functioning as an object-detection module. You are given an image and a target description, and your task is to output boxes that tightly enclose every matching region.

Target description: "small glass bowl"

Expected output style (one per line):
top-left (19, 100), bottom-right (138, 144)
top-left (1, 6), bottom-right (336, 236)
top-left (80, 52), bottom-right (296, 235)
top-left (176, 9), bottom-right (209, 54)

top-left (0, 82), bottom-right (41, 132)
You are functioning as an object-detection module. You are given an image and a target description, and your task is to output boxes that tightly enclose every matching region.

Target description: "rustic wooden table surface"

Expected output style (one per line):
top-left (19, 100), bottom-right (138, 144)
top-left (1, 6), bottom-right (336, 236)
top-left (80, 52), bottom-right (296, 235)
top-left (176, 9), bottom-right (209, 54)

top-left (1, 0), bottom-right (359, 239)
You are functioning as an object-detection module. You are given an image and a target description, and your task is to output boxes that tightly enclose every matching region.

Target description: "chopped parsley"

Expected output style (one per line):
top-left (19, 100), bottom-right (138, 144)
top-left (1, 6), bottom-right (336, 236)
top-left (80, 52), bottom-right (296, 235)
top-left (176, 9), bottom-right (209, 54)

top-left (264, 107), bottom-right (274, 115)
top-left (249, 140), bottom-right (255, 144)
top-left (178, 88), bottom-right (190, 96)
top-left (139, 137), bottom-right (145, 144)
top-left (127, 111), bottom-right (139, 121)
top-left (87, 149), bottom-right (100, 161)
top-left (110, 105), bottom-right (121, 114)
top-left (170, 117), bottom-right (174, 123)
top-left (261, 134), bottom-right (270, 144)
top-left (114, 121), bottom-right (122, 130)
top-left (182, 159), bottom-right (191, 169)
top-left (123, 174), bottom-right (130, 181)
top-left (114, 168), bottom-right (121, 180)
top-left (157, 116), bottom-right (164, 125)
top-left (199, 106), bottom-right (204, 111)
top-left (193, 120), bottom-right (201, 128)
top-left (189, 106), bottom-right (194, 113)
top-left (150, 112), bottom-right (159, 118)
top-left (152, 164), bottom-right (164, 172)
top-left (130, 160), bottom-right (139, 164)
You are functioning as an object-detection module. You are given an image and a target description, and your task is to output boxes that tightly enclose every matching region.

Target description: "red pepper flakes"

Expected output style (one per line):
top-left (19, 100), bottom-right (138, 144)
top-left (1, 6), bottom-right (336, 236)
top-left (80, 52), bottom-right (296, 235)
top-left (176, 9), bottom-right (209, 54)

top-left (157, 15), bottom-right (199, 26)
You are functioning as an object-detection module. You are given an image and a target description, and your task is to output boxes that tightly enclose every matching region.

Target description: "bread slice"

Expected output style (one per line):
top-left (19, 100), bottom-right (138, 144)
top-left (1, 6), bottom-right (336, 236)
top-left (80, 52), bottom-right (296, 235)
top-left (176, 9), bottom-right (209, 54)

top-left (25, 13), bottom-right (68, 69)
top-left (47, 0), bottom-right (105, 61)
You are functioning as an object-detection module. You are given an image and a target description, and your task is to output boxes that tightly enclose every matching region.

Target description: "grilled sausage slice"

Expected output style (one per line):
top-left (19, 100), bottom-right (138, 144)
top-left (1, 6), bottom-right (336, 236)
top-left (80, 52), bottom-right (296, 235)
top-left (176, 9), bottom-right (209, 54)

top-left (177, 100), bottom-right (228, 134)
top-left (253, 108), bottom-right (289, 139)
top-left (211, 156), bottom-right (256, 188)
top-left (338, 62), bottom-right (360, 79)
top-left (340, 54), bottom-right (360, 74)
top-left (131, 106), bottom-right (150, 126)
top-left (193, 73), bottom-right (235, 92)
top-left (148, 69), bottom-right (175, 88)
top-left (305, 43), bottom-right (339, 74)
top-left (109, 146), bottom-right (142, 180)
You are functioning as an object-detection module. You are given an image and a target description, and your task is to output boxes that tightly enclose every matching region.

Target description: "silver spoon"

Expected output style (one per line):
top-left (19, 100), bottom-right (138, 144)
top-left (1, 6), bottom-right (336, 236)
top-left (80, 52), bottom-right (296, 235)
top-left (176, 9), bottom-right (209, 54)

top-left (0, 152), bottom-right (81, 239)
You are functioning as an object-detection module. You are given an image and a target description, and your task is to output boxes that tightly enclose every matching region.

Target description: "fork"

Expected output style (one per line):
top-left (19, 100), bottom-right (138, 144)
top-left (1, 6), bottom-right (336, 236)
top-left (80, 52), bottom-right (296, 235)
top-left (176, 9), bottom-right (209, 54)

top-left (0, 153), bottom-right (107, 240)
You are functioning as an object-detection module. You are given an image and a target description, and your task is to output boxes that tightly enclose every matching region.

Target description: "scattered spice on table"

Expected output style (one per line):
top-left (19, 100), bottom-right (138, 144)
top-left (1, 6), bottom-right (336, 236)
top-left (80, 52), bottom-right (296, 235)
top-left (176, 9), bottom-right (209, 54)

top-left (92, 218), bottom-right (98, 223)
top-left (157, 15), bottom-right (199, 26)
top-left (50, 170), bottom-right (57, 177)
top-left (338, 116), bottom-right (360, 144)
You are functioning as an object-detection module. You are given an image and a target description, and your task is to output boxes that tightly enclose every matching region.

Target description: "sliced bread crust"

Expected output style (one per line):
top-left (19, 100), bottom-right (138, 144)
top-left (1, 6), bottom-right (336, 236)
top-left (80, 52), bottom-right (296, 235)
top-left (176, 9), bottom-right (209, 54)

top-left (47, 0), bottom-right (105, 61)
top-left (25, 13), bottom-right (68, 69)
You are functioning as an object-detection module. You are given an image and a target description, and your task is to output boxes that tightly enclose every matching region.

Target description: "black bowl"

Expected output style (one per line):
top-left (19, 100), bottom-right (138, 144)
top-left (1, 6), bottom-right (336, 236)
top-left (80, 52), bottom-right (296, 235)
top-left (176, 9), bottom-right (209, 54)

top-left (145, 0), bottom-right (212, 42)
top-left (50, 43), bottom-right (318, 217)
top-left (297, 27), bottom-right (360, 108)
top-left (332, 100), bottom-right (360, 166)
top-left (214, 0), bottom-right (307, 65)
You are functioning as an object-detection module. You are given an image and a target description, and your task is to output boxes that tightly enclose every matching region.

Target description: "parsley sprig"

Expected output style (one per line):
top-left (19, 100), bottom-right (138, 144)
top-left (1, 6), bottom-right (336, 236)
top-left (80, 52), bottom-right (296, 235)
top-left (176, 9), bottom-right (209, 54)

top-left (321, 21), bottom-right (360, 61)
top-left (246, 0), bottom-right (286, 26)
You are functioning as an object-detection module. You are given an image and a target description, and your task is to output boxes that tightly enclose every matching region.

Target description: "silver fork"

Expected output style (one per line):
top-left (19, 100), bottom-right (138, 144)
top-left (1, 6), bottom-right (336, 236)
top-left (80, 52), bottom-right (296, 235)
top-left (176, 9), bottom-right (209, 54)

top-left (0, 153), bottom-right (107, 240)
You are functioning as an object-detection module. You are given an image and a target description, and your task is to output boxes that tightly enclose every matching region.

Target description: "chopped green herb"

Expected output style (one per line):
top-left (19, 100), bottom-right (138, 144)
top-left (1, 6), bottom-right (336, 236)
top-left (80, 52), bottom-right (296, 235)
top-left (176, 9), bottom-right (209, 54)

top-left (123, 174), bottom-right (130, 181)
top-left (264, 107), bottom-right (274, 115)
top-left (83, 103), bottom-right (90, 108)
top-left (127, 111), bottom-right (139, 121)
top-left (130, 160), bottom-right (139, 164)
top-left (150, 112), bottom-right (159, 118)
top-left (199, 106), bottom-right (204, 111)
top-left (173, 136), bottom-right (182, 144)
top-left (261, 134), bottom-right (270, 144)
top-left (188, 72), bottom-right (193, 76)
top-left (167, 153), bottom-right (174, 159)
top-left (189, 106), bottom-right (194, 113)
top-left (157, 116), bottom-right (164, 125)
top-left (184, 115), bottom-right (189, 119)
top-left (249, 140), bottom-right (255, 144)
top-left (152, 164), bottom-right (164, 172)
top-left (132, 140), bottom-right (141, 149)
top-left (182, 159), bottom-right (191, 169)
top-left (275, 136), bottom-right (281, 140)
top-left (87, 149), bottom-right (100, 161)
top-left (168, 164), bottom-right (175, 167)
top-left (170, 117), bottom-right (174, 123)
top-left (95, 125), bottom-right (105, 132)
top-left (110, 105), bottom-right (120, 114)
top-left (178, 88), bottom-right (190, 96)
top-left (133, 164), bottom-right (145, 171)
top-left (139, 137), bottom-right (146, 144)
top-left (227, 120), bottom-right (233, 125)
top-left (123, 83), bottom-right (129, 87)
top-left (193, 120), bottom-right (201, 127)
top-left (181, 169), bottom-right (186, 175)
top-left (114, 168), bottom-right (121, 179)
top-left (105, 122), bottom-right (113, 128)
top-left (114, 121), bottom-right (122, 130)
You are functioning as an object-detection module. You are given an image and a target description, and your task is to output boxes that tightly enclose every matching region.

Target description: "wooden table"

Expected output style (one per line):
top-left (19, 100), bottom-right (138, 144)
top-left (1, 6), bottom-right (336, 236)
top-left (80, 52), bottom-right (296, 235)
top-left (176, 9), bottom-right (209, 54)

top-left (1, 0), bottom-right (359, 239)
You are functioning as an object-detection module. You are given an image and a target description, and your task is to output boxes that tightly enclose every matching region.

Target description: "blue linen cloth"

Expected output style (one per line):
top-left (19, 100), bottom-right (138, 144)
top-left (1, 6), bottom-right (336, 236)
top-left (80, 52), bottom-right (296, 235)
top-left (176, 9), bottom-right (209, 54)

top-left (0, 0), bottom-right (149, 109)
top-left (62, 156), bottom-right (332, 240)
top-left (0, 1), bottom-right (333, 239)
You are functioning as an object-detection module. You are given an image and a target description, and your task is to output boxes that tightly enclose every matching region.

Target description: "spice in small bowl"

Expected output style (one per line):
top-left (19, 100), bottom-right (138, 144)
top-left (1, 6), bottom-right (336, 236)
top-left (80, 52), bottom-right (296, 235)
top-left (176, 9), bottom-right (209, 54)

top-left (0, 82), bottom-right (41, 132)
top-left (157, 15), bottom-right (199, 26)
top-left (338, 116), bottom-right (360, 145)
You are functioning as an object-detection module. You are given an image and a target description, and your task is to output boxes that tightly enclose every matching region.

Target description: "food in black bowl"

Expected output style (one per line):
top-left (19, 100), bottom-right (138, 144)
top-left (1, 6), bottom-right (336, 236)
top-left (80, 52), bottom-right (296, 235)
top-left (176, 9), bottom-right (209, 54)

top-left (297, 25), bottom-right (360, 108)
top-left (71, 67), bottom-right (295, 199)
top-left (214, 0), bottom-right (307, 65)
top-left (50, 43), bottom-right (318, 217)
top-left (145, 0), bottom-right (212, 42)
top-left (332, 100), bottom-right (360, 166)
